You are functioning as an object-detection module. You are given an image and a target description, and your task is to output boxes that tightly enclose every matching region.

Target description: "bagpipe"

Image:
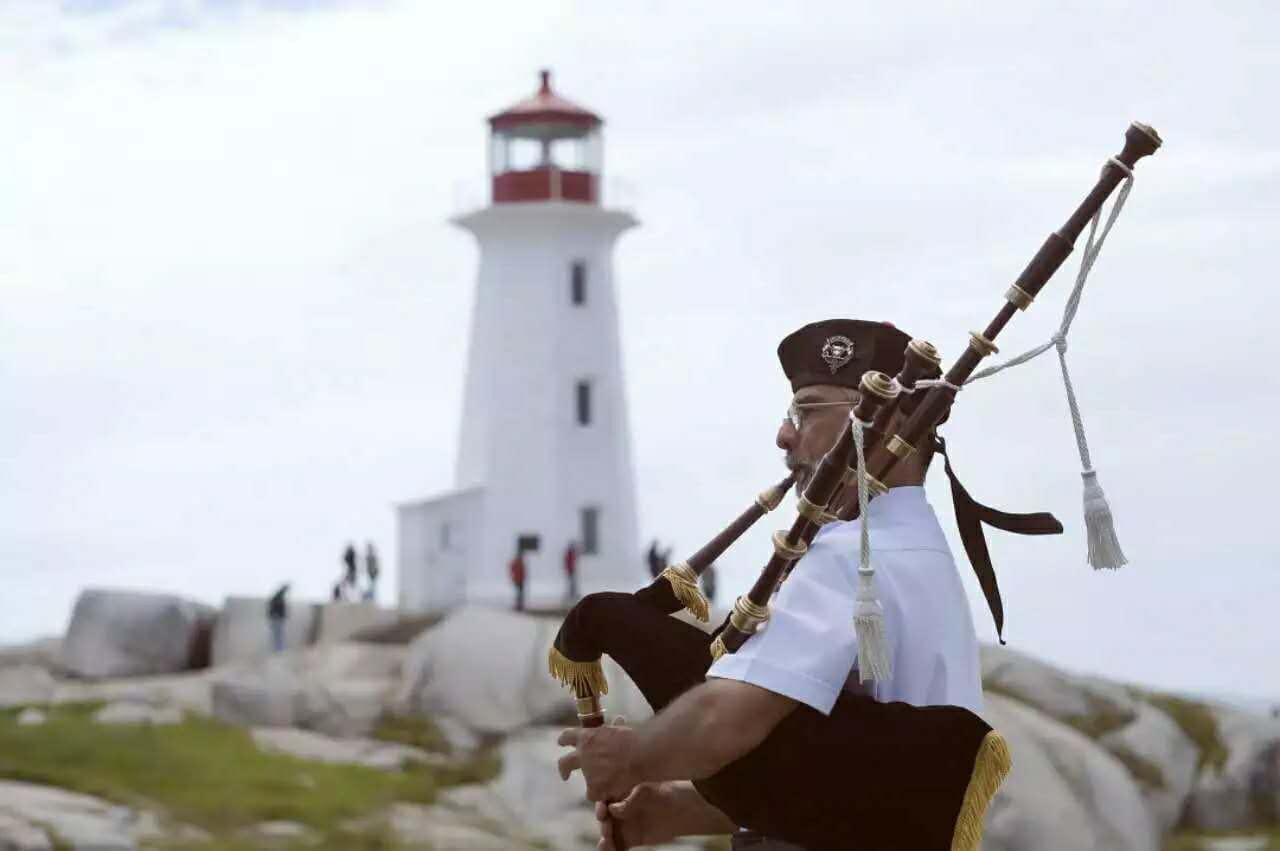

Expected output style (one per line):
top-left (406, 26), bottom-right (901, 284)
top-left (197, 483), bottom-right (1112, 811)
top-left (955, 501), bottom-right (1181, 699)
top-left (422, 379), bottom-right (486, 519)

top-left (549, 122), bottom-right (1162, 850)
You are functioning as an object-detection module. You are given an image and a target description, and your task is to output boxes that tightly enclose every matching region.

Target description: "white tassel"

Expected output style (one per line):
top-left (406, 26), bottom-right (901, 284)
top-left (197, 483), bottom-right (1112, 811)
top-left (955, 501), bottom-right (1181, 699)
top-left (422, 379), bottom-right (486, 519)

top-left (850, 417), bottom-right (893, 683)
top-left (1082, 470), bottom-right (1127, 570)
top-left (854, 569), bottom-right (892, 682)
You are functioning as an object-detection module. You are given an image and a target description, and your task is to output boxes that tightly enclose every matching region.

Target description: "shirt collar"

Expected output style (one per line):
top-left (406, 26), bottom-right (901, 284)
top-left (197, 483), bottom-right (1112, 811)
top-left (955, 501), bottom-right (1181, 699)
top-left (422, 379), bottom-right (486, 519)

top-left (813, 485), bottom-right (929, 540)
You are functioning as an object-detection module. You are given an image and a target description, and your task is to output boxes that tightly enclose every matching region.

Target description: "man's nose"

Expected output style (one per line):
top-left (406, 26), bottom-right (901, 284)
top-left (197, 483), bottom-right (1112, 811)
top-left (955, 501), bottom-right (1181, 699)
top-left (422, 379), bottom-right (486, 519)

top-left (777, 420), bottom-right (798, 451)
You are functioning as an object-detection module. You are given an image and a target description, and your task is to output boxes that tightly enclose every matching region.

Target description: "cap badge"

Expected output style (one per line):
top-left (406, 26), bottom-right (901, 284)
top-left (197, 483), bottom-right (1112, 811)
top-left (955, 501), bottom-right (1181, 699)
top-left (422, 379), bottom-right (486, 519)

top-left (821, 335), bottom-right (856, 373)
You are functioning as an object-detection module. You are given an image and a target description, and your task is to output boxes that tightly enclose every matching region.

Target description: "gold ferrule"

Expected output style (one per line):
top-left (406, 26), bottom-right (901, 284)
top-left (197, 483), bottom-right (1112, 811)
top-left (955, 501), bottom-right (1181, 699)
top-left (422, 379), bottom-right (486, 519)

top-left (818, 510), bottom-right (840, 525)
top-left (969, 331), bottom-right (1000, 357)
top-left (846, 468), bottom-right (889, 495)
top-left (859, 370), bottom-right (898, 401)
top-left (1004, 285), bottom-right (1034, 310)
top-left (886, 435), bottom-right (916, 460)
top-left (796, 495), bottom-right (828, 523)
top-left (576, 695), bottom-right (602, 716)
top-left (771, 529), bottom-right (809, 561)
top-left (755, 482), bottom-right (787, 512)
top-left (907, 338), bottom-right (942, 367)
top-left (729, 595), bottom-right (770, 633)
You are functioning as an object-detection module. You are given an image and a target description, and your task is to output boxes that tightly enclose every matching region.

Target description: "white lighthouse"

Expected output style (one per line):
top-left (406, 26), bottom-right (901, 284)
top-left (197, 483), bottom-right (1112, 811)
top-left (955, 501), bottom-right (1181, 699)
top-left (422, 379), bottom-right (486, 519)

top-left (398, 70), bottom-right (643, 613)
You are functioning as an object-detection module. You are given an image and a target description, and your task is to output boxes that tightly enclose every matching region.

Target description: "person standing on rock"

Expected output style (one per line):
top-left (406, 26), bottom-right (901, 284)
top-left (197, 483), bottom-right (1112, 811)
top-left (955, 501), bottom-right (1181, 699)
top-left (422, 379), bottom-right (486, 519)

top-left (563, 541), bottom-right (579, 603)
top-left (364, 541), bottom-right (380, 602)
top-left (645, 540), bottom-right (663, 579)
top-left (266, 583), bottom-right (289, 653)
top-left (509, 549), bottom-right (527, 612)
top-left (342, 542), bottom-right (358, 593)
top-left (558, 319), bottom-right (1060, 850)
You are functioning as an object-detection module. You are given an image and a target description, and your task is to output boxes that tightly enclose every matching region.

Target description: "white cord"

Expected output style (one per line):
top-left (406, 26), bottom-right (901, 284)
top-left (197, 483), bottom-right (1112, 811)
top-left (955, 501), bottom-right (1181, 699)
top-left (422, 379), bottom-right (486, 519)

top-left (965, 159), bottom-right (1134, 569)
top-left (851, 417), bottom-right (892, 681)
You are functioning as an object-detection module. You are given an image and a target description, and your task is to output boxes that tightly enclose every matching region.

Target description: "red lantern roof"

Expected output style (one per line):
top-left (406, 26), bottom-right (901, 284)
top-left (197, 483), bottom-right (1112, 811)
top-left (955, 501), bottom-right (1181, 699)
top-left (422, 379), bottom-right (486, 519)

top-left (488, 70), bottom-right (601, 132)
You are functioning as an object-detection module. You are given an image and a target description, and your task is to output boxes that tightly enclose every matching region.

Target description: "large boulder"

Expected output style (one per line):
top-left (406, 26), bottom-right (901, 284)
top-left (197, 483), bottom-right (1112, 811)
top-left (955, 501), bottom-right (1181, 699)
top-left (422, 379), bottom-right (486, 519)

top-left (209, 596), bottom-right (319, 666)
top-left (1099, 700), bottom-right (1200, 833)
top-left (981, 693), bottom-right (1159, 851)
top-left (315, 602), bottom-right (399, 644)
top-left (1185, 705), bottom-right (1280, 831)
top-left (210, 642), bottom-right (404, 736)
top-left (0, 665), bottom-right (56, 709)
top-left (60, 589), bottom-right (216, 680)
top-left (0, 779), bottom-right (201, 850)
top-left (981, 644), bottom-right (1139, 732)
top-left (396, 606), bottom-right (651, 736)
top-left (49, 670), bottom-right (216, 716)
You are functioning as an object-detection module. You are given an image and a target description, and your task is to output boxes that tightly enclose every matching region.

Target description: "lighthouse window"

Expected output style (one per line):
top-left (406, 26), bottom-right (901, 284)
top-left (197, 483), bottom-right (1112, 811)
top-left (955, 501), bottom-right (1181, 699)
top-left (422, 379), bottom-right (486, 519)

top-left (581, 506), bottom-right (600, 555)
top-left (576, 380), bottom-right (592, 425)
top-left (571, 261), bottom-right (587, 305)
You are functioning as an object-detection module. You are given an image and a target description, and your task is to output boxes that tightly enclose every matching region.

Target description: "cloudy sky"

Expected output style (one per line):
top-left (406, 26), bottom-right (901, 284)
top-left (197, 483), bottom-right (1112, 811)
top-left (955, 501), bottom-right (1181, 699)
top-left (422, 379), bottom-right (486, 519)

top-left (2, 1), bottom-right (1277, 702)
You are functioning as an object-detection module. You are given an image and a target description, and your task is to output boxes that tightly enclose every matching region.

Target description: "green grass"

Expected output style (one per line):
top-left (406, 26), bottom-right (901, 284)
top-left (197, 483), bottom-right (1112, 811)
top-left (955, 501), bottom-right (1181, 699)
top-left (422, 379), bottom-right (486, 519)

top-left (1107, 743), bottom-right (1167, 790)
top-left (1143, 691), bottom-right (1231, 774)
top-left (371, 714), bottom-right (452, 755)
top-left (0, 702), bottom-right (499, 846)
top-left (983, 678), bottom-right (1136, 738)
top-left (1164, 827), bottom-right (1280, 850)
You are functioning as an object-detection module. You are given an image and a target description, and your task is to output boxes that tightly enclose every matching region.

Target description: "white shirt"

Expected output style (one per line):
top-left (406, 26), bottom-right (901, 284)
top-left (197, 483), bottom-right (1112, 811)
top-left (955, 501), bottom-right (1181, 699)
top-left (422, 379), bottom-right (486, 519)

top-left (706, 485), bottom-right (983, 715)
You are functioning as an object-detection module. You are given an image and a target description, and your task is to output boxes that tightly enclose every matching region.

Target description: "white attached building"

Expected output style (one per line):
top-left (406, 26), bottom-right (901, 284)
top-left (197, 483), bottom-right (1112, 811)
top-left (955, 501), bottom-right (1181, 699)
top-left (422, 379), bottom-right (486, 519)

top-left (398, 71), bottom-right (643, 613)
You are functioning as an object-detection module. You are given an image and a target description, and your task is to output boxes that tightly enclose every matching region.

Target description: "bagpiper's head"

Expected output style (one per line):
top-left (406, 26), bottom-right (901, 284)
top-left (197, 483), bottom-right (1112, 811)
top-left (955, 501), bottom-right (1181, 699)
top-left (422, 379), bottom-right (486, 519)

top-left (775, 319), bottom-right (936, 496)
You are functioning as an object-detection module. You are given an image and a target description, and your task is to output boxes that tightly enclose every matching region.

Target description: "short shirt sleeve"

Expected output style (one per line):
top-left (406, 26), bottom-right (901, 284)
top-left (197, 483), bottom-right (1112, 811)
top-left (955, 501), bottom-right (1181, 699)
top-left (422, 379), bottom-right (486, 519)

top-left (705, 532), bottom-right (862, 715)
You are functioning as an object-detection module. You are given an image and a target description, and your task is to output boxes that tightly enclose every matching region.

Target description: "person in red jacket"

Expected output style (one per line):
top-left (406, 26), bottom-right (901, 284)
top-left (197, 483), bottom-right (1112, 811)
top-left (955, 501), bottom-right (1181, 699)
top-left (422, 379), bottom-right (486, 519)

top-left (509, 550), bottom-right (527, 612)
top-left (563, 541), bottom-right (579, 603)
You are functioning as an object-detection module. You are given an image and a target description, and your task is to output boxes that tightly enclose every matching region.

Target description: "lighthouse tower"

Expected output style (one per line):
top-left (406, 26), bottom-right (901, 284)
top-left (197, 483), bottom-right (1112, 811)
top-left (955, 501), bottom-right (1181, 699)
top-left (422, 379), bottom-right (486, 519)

top-left (398, 71), bottom-right (642, 613)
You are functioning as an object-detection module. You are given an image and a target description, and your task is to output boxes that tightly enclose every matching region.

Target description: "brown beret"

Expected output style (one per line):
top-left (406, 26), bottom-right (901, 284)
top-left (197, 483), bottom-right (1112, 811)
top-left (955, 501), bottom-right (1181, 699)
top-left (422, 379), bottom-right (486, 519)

top-left (777, 319), bottom-right (914, 392)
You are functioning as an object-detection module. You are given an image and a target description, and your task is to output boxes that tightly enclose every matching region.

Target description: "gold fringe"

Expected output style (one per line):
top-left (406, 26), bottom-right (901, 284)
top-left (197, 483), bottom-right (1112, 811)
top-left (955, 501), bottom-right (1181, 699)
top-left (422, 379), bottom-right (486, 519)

top-left (660, 563), bottom-right (710, 622)
top-left (547, 646), bottom-right (609, 696)
top-left (950, 730), bottom-right (1012, 851)
top-left (708, 636), bottom-right (727, 662)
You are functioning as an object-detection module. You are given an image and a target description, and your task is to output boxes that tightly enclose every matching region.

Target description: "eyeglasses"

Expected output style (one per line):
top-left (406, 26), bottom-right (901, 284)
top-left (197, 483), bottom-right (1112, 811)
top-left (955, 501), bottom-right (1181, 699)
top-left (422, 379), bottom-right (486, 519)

top-left (786, 399), bottom-right (856, 431)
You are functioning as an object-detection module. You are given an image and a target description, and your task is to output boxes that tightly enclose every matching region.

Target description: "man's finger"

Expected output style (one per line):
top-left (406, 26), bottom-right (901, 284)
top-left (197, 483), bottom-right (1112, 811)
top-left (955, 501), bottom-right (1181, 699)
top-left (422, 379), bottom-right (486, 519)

top-left (597, 811), bottom-right (616, 851)
top-left (595, 801), bottom-right (608, 821)
top-left (557, 728), bottom-right (582, 747)
top-left (608, 800), bottom-right (627, 817)
top-left (557, 752), bottom-right (581, 781)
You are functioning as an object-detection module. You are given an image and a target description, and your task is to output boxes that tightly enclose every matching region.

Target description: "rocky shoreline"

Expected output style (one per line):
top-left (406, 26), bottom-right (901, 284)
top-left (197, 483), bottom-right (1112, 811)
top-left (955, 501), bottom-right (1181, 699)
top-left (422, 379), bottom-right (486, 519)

top-left (0, 589), bottom-right (1277, 849)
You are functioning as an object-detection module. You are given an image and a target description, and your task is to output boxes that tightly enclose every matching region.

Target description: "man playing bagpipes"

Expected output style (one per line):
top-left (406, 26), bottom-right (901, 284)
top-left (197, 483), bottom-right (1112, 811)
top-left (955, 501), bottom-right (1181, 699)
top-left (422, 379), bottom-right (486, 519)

top-left (551, 123), bottom-right (1161, 850)
top-left (558, 320), bottom-right (1033, 850)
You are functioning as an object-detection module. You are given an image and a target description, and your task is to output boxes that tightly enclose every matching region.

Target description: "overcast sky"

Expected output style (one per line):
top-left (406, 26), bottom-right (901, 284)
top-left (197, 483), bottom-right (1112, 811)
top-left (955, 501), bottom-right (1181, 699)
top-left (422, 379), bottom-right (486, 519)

top-left (2, 0), bottom-right (1277, 702)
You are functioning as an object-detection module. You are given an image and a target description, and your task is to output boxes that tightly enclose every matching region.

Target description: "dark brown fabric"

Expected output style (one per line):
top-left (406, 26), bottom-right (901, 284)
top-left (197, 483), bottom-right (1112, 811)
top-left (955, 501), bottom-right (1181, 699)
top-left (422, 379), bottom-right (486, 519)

top-left (777, 319), bottom-right (913, 392)
top-left (935, 436), bottom-right (1064, 644)
top-left (556, 591), bottom-right (995, 850)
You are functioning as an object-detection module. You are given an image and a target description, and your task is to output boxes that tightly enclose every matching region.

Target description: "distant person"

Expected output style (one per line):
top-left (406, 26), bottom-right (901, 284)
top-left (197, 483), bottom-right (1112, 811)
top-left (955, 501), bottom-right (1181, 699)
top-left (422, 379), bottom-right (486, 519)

top-left (266, 583), bottom-right (289, 653)
top-left (646, 539), bottom-right (664, 579)
top-left (364, 541), bottom-right (380, 602)
top-left (563, 541), bottom-right (579, 602)
top-left (509, 550), bottom-right (527, 612)
top-left (331, 582), bottom-right (343, 602)
top-left (701, 561), bottom-right (718, 604)
top-left (342, 542), bottom-right (358, 591)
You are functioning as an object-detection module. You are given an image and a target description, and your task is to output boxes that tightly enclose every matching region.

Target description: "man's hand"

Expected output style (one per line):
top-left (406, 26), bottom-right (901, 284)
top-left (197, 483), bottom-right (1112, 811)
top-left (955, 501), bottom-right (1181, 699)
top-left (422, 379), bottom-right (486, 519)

top-left (594, 782), bottom-right (680, 851)
top-left (557, 716), bottom-right (638, 803)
